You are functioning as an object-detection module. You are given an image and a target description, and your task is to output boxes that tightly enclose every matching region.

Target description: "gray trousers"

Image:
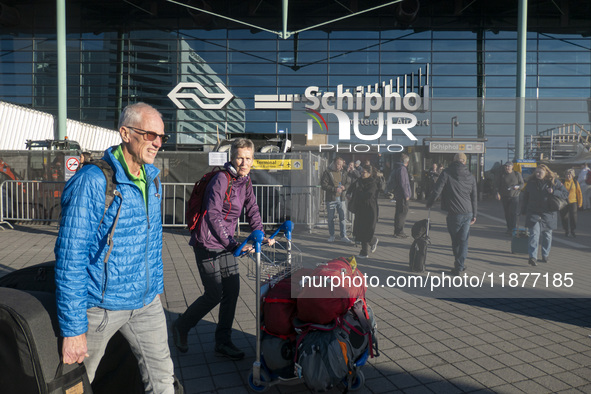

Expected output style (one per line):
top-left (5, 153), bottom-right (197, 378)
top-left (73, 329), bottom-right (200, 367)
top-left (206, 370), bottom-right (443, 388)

top-left (85, 296), bottom-right (175, 394)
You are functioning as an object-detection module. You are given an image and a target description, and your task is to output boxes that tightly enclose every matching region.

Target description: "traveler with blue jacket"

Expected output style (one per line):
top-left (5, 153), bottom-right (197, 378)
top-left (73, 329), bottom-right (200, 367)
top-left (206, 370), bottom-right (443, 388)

top-left (173, 138), bottom-right (273, 360)
top-left (54, 103), bottom-right (175, 393)
top-left (521, 164), bottom-right (568, 266)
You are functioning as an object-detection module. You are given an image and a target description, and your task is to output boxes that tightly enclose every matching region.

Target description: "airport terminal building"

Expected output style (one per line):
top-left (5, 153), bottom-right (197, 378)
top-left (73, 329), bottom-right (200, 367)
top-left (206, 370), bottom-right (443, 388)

top-left (1, 0), bottom-right (591, 167)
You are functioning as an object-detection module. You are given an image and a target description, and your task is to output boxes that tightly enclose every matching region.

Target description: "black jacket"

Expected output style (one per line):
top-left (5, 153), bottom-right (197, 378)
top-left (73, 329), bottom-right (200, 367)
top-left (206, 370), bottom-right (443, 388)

top-left (349, 176), bottom-right (379, 243)
top-left (496, 170), bottom-right (524, 198)
top-left (426, 161), bottom-right (477, 218)
top-left (387, 162), bottom-right (411, 200)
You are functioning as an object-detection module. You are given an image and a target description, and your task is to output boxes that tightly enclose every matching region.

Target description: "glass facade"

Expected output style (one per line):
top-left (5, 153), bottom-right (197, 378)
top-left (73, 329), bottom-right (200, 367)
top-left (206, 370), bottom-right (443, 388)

top-left (2, 18), bottom-right (591, 165)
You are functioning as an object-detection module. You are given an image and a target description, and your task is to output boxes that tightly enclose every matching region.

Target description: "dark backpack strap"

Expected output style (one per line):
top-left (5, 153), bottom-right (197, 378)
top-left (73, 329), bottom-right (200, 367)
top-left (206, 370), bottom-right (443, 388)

top-left (103, 189), bottom-right (123, 264)
top-left (86, 159), bottom-right (123, 264)
top-left (153, 176), bottom-right (161, 196)
top-left (224, 171), bottom-right (233, 202)
top-left (87, 159), bottom-right (117, 226)
top-left (222, 171), bottom-right (233, 220)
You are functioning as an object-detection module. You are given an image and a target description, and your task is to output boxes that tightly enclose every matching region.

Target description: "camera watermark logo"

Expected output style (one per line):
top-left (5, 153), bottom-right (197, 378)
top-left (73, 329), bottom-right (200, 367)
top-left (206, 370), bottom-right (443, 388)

top-left (306, 109), bottom-right (419, 142)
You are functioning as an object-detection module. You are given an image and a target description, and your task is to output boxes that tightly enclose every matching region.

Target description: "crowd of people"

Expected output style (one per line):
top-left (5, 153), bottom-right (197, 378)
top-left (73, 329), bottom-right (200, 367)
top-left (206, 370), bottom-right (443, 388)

top-left (321, 153), bottom-right (478, 271)
top-left (321, 154), bottom-right (589, 273)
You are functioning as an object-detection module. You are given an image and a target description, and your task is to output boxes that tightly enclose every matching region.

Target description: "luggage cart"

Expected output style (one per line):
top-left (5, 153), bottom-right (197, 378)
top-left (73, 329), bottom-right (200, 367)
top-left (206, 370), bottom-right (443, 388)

top-left (234, 220), bottom-right (304, 392)
top-left (236, 221), bottom-right (370, 392)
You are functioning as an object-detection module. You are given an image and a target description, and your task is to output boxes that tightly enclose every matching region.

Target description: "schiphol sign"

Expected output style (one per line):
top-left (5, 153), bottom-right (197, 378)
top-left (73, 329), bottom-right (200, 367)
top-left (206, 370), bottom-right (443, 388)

top-left (168, 78), bottom-right (429, 152)
top-left (303, 85), bottom-right (424, 140)
top-left (299, 82), bottom-right (429, 152)
top-left (429, 141), bottom-right (485, 154)
top-left (303, 84), bottom-right (428, 117)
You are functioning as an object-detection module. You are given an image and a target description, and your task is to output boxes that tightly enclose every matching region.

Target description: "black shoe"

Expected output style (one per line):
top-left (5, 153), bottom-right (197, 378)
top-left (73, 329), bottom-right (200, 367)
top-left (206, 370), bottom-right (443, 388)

top-left (394, 232), bottom-right (408, 239)
top-left (215, 342), bottom-right (245, 360)
top-left (172, 318), bottom-right (188, 353)
top-left (540, 256), bottom-right (549, 263)
top-left (528, 258), bottom-right (537, 266)
top-left (571, 232), bottom-right (576, 238)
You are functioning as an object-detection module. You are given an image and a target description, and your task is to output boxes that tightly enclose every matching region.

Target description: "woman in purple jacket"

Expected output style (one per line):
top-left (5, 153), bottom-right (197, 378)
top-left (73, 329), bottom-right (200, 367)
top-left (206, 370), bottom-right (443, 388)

top-left (173, 138), bottom-right (272, 360)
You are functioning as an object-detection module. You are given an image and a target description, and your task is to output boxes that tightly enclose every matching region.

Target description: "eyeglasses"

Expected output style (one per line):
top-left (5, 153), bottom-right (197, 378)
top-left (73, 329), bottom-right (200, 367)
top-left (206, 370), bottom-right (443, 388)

top-left (125, 126), bottom-right (169, 144)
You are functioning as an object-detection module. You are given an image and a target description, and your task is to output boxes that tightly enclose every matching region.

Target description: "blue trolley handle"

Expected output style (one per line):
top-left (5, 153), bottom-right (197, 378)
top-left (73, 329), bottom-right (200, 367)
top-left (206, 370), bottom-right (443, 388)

top-left (233, 230), bottom-right (264, 257)
top-left (269, 220), bottom-right (294, 241)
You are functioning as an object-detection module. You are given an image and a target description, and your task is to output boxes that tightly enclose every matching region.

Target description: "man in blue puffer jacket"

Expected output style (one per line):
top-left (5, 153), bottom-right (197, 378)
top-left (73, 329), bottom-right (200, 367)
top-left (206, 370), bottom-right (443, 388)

top-left (54, 103), bottom-right (175, 393)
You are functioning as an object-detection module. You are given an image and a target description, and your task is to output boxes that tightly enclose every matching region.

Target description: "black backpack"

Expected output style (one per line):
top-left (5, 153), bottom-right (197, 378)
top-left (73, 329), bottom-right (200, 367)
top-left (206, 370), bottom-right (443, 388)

top-left (296, 325), bottom-right (353, 392)
top-left (294, 299), bottom-right (379, 393)
top-left (411, 219), bottom-right (429, 239)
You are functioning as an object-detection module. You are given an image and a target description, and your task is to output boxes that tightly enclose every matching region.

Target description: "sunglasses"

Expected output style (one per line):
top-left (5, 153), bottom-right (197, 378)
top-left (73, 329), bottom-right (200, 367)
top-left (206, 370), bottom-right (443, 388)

top-left (126, 126), bottom-right (169, 144)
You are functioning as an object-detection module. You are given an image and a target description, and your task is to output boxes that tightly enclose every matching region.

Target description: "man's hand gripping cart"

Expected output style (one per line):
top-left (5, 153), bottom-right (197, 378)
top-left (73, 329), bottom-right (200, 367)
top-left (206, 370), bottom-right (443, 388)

top-left (234, 221), bottom-right (302, 392)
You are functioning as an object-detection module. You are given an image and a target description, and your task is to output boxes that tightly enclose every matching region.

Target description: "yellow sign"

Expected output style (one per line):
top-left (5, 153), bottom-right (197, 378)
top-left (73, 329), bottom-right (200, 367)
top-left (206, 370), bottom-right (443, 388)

top-left (252, 159), bottom-right (303, 170)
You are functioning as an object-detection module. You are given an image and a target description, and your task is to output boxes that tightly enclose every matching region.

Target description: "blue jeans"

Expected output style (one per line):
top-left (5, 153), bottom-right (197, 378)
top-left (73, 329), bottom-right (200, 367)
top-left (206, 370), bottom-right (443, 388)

top-left (85, 296), bottom-right (175, 393)
top-left (528, 221), bottom-right (552, 260)
top-left (446, 213), bottom-right (472, 271)
top-left (327, 199), bottom-right (347, 238)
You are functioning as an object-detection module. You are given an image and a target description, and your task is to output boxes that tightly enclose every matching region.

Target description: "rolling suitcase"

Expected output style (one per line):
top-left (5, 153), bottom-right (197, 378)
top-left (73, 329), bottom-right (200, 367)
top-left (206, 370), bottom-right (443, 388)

top-left (511, 217), bottom-right (529, 254)
top-left (409, 210), bottom-right (431, 273)
top-left (0, 263), bottom-right (183, 394)
top-left (0, 287), bottom-right (92, 394)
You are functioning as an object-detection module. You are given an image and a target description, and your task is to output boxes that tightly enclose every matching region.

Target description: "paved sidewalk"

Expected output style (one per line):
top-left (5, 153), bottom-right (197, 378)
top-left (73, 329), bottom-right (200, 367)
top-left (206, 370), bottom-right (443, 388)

top-left (0, 198), bottom-right (590, 393)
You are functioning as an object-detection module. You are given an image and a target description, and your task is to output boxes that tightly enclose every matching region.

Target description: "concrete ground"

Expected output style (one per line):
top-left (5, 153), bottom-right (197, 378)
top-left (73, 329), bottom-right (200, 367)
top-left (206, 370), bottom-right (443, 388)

top-left (0, 198), bottom-right (590, 393)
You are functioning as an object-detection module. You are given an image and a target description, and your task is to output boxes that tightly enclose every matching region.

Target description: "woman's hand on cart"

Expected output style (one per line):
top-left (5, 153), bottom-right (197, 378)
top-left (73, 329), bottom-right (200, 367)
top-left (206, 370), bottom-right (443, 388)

top-left (233, 221), bottom-right (293, 257)
top-left (240, 243), bottom-right (256, 254)
top-left (234, 230), bottom-right (265, 257)
top-left (240, 236), bottom-right (274, 254)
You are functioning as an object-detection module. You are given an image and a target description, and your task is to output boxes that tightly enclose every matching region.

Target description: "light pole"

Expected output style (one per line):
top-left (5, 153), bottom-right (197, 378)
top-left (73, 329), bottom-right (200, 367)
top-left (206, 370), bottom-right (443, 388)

top-left (451, 116), bottom-right (459, 139)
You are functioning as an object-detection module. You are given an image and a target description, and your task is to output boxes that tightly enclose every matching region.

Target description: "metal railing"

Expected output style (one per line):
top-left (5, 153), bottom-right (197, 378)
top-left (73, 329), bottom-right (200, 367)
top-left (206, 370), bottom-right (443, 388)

top-left (0, 180), bottom-right (323, 231)
top-left (514, 123), bottom-right (591, 161)
top-left (161, 182), bottom-right (322, 231)
top-left (0, 180), bottom-right (65, 229)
